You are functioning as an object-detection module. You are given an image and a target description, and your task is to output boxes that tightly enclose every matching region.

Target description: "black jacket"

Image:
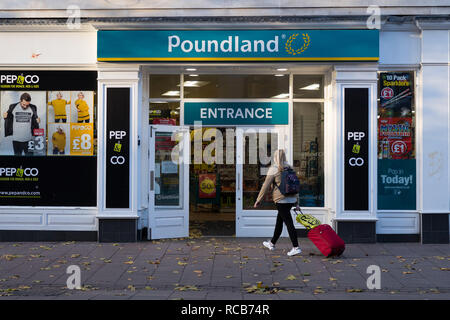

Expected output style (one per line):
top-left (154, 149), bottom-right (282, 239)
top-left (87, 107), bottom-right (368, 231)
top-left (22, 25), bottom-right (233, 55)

top-left (4, 102), bottom-right (39, 138)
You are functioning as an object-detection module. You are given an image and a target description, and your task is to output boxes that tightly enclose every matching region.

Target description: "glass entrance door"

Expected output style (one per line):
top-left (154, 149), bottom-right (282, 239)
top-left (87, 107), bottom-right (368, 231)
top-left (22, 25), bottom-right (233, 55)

top-left (236, 126), bottom-right (288, 237)
top-left (189, 127), bottom-right (236, 236)
top-left (148, 125), bottom-right (190, 239)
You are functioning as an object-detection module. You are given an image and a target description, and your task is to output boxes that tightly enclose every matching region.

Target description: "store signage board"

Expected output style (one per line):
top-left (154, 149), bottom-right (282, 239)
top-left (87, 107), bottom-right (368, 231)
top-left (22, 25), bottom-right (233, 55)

top-left (105, 88), bottom-right (130, 209)
top-left (344, 88), bottom-right (369, 211)
top-left (98, 30), bottom-right (379, 62)
top-left (184, 102), bottom-right (289, 125)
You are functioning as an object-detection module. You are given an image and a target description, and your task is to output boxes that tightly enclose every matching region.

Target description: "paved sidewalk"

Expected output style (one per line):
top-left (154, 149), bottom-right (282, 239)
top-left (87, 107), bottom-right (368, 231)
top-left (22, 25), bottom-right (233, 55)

top-left (0, 237), bottom-right (449, 300)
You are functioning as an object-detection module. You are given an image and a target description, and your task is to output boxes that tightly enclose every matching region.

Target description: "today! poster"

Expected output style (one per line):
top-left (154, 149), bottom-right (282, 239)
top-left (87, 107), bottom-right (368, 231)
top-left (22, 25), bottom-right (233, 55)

top-left (378, 72), bottom-right (416, 210)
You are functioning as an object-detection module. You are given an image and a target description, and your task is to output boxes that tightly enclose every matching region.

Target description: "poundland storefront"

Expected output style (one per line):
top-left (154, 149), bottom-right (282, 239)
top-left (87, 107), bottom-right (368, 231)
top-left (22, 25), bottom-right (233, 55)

top-left (97, 29), bottom-right (385, 242)
top-left (0, 21), bottom-right (449, 244)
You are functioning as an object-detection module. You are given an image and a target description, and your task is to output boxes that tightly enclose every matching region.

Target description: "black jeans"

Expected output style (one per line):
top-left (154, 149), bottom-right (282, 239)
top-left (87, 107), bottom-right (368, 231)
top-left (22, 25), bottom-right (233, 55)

top-left (271, 202), bottom-right (299, 247)
top-left (12, 141), bottom-right (32, 156)
top-left (53, 148), bottom-right (65, 155)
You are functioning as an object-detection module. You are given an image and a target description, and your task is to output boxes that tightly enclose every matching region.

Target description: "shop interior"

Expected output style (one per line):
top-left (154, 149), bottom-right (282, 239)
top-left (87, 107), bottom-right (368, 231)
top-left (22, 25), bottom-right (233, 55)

top-left (148, 71), bottom-right (325, 236)
top-left (189, 127), bottom-right (236, 236)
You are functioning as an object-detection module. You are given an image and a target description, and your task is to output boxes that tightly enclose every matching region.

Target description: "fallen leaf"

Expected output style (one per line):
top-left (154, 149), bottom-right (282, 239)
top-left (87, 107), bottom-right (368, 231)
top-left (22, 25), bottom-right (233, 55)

top-left (313, 288), bottom-right (325, 294)
top-left (1, 254), bottom-right (23, 261)
top-left (175, 285), bottom-right (199, 291)
top-left (346, 288), bottom-right (364, 293)
top-left (285, 274), bottom-right (297, 281)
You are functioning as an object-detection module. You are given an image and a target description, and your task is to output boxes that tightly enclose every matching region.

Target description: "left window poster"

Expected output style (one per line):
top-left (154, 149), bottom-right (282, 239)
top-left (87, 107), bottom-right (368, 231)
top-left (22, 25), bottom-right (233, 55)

top-left (0, 71), bottom-right (97, 206)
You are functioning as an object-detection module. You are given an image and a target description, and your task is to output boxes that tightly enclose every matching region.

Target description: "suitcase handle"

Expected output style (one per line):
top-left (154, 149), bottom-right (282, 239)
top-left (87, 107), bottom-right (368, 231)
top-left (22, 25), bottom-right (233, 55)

top-left (292, 206), bottom-right (304, 216)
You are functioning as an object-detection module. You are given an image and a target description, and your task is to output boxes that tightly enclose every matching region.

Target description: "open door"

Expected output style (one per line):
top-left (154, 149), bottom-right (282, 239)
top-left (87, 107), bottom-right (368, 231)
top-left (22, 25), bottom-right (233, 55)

top-left (148, 125), bottom-right (190, 239)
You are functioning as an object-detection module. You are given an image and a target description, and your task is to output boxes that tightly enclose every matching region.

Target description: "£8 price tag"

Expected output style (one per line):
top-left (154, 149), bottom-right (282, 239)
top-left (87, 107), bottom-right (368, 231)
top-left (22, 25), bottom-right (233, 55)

top-left (70, 123), bottom-right (94, 155)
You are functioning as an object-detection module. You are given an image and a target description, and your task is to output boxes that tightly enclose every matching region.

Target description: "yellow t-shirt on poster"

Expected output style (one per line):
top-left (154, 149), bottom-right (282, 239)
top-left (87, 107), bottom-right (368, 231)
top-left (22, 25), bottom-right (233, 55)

top-left (70, 123), bottom-right (94, 155)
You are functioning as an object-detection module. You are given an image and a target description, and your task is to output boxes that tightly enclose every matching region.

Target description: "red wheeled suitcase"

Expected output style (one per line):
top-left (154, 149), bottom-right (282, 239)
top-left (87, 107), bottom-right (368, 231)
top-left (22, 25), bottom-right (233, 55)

top-left (307, 224), bottom-right (345, 257)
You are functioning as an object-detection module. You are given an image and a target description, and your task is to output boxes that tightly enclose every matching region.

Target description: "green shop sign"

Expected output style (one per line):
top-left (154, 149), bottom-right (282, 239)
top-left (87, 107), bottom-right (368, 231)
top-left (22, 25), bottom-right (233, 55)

top-left (378, 159), bottom-right (416, 210)
top-left (98, 30), bottom-right (379, 62)
top-left (184, 102), bottom-right (288, 125)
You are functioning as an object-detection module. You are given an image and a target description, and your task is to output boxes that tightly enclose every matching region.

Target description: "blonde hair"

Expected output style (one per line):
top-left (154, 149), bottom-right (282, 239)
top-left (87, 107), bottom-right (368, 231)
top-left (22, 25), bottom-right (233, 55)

top-left (273, 149), bottom-right (287, 172)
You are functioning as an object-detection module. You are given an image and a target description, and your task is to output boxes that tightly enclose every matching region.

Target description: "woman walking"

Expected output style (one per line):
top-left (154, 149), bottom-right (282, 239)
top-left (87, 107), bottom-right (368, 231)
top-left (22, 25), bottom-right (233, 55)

top-left (253, 149), bottom-right (301, 256)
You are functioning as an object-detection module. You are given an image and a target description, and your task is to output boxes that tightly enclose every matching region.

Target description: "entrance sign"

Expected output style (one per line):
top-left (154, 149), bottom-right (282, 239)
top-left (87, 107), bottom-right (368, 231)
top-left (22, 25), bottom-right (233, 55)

top-left (184, 102), bottom-right (289, 125)
top-left (98, 30), bottom-right (379, 62)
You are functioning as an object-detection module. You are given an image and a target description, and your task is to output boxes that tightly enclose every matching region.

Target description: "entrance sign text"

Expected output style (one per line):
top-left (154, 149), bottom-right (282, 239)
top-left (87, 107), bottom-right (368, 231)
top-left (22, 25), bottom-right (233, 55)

top-left (184, 102), bottom-right (288, 125)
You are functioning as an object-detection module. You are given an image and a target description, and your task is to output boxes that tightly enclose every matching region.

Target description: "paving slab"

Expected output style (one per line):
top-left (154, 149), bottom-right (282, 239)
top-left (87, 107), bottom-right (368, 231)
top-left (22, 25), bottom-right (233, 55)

top-left (1, 238), bottom-right (449, 299)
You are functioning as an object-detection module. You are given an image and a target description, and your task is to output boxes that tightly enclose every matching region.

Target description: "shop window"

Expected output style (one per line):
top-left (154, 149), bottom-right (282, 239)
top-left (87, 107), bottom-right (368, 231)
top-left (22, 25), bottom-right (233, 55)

top-left (149, 74), bottom-right (180, 98)
top-left (293, 102), bottom-right (324, 207)
top-left (293, 75), bottom-right (324, 99)
top-left (377, 71), bottom-right (416, 210)
top-left (0, 71), bottom-right (98, 207)
top-left (149, 102), bottom-right (180, 125)
top-left (183, 74), bottom-right (289, 99)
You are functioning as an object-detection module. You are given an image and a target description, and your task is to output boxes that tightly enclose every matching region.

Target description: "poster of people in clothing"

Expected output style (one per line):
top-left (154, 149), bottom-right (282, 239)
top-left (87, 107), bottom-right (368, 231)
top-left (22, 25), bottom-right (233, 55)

top-left (0, 90), bottom-right (94, 156)
top-left (0, 91), bottom-right (47, 156)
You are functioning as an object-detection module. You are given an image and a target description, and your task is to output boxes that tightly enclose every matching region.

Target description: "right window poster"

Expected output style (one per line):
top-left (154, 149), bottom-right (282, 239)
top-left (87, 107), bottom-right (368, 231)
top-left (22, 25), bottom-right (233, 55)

top-left (377, 72), bottom-right (416, 210)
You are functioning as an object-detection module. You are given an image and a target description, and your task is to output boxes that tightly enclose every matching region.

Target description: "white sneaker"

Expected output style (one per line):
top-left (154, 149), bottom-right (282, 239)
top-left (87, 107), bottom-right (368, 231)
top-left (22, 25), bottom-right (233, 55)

top-left (263, 240), bottom-right (275, 251)
top-left (287, 247), bottom-right (302, 256)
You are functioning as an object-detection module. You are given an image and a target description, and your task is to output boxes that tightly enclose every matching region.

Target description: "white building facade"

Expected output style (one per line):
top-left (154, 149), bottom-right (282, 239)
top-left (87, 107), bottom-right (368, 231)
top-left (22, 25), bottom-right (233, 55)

top-left (0, 1), bottom-right (449, 243)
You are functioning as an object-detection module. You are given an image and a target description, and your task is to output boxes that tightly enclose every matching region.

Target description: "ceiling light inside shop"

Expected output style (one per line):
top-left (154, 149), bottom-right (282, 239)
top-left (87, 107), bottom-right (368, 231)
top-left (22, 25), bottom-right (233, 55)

top-left (185, 68), bottom-right (197, 71)
top-left (300, 83), bottom-right (320, 90)
top-left (272, 93), bottom-right (290, 99)
top-left (274, 74), bottom-right (285, 77)
top-left (161, 90), bottom-right (180, 96)
top-left (189, 74), bottom-right (199, 77)
top-left (151, 101), bottom-right (169, 104)
top-left (276, 68), bottom-right (288, 71)
top-left (179, 81), bottom-right (209, 87)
